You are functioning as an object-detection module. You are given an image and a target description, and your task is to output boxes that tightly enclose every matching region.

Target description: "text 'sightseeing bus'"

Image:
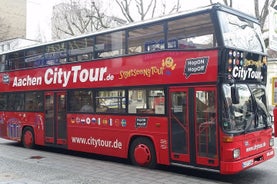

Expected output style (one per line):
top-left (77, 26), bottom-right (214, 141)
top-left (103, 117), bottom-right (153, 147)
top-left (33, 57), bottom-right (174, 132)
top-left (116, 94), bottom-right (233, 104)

top-left (0, 3), bottom-right (274, 174)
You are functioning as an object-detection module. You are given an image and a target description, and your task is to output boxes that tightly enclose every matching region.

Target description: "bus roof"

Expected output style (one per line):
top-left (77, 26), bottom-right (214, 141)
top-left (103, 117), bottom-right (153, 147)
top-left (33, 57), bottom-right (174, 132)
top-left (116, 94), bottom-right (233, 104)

top-left (1, 3), bottom-right (260, 55)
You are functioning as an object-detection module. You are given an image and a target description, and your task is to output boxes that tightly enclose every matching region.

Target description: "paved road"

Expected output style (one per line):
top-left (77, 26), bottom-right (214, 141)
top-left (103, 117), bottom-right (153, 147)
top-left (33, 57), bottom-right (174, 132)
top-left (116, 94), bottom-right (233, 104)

top-left (0, 138), bottom-right (277, 184)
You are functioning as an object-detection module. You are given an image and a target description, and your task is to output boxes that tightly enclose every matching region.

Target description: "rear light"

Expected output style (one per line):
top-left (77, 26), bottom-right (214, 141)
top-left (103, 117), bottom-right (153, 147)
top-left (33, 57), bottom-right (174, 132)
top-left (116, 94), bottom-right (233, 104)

top-left (270, 138), bottom-right (274, 147)
top-left (233, 148), bottom-right (240, 159)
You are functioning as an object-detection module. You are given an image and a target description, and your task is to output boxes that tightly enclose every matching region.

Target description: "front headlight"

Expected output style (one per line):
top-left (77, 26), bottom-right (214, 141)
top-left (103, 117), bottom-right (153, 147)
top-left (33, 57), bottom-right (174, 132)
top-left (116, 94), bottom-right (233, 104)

top-left (233, 148), bottom-right (240, 159)
top-left (270, 138), bottom-right (274, 147)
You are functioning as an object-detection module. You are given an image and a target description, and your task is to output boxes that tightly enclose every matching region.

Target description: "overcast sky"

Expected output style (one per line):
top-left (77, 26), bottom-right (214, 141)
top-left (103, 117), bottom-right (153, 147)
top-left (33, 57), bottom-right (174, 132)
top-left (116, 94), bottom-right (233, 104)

top-left (26, 0), bottom-right (255, 42)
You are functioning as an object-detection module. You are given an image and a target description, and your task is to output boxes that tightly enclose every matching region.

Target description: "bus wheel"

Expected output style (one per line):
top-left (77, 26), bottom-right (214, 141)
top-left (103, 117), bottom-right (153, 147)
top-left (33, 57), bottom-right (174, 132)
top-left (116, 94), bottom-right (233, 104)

top-left (22, 127), bottom-right (35, 149)
top-left (129, 137), bottom-right (157, 168)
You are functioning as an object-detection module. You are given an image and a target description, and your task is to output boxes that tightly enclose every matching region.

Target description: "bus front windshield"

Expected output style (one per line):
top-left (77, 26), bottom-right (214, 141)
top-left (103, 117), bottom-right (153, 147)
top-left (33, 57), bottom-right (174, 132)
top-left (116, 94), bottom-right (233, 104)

top-left (222, 84), bottom-right (271, 134)
top-left (218, 11), bottom-right (265, 53)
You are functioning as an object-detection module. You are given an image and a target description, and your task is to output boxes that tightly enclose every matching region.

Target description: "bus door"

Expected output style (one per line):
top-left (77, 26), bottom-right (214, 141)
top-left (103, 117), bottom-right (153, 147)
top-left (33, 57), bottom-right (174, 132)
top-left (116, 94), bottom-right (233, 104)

top-left (194, 87), bottom-right (218, 167)
top-left (44, 91), bottom-right (67, 147)
top-left (169, 87), bottom-right (219, 167)
top-left (169, 87), bottom-right (190, 162)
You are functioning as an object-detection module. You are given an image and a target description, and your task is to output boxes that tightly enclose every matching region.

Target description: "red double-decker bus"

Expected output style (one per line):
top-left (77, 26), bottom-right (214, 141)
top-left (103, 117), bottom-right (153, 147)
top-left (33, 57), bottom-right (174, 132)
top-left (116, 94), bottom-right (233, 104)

top-left (0, 3), bottom-right (274, 174)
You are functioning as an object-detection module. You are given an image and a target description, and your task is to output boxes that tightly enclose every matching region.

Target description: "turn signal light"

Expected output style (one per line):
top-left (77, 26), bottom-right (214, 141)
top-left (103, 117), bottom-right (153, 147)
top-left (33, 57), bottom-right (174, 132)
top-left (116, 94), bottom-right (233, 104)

top-left (223, 135), bottom-right (234, 143)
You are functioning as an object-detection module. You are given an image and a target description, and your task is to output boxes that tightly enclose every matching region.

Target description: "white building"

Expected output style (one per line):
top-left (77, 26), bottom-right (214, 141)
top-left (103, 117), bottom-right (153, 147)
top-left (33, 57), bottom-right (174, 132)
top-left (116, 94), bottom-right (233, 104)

top-left (0, 0), bottom-right (26, 41)
top-left (0, 38), bottom-right (39, 54)
top-left (267, 59), bottom-right (277, 112)
top-left (0, 0), bottom-right (41, 53)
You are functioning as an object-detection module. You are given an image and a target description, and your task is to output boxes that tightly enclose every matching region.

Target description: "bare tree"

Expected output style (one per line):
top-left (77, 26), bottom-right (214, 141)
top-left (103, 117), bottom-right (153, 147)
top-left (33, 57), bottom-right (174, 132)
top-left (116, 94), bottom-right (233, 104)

top-left (52, 0), bottom-right (121, 40)
top-left (208, 0), bottom-right (277, 33)
top-left (254, 0), bottom-right (276, 33)
top-left (241, 0), bottom-right (277, 56)
top-left (210, 0), bottom-right (232, 7)
top-left (115, 0), bottom-right (181, 22)
top-left (209, 1), bottom-right (276, 49)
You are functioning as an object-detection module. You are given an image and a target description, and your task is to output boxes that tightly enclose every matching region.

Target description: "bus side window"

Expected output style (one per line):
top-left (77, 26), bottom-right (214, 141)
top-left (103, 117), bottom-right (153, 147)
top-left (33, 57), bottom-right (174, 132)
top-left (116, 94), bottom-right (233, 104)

top-left (45, 42), bottom-right (67, 65)
top-left (0, 55), bottom-right (6, 72)
top-left (95, 31), bottom-right (125, 58)
top-left (167, 13), bottom-right (216, 49)
top-left (68, 90), bottom-right (94, 113)
top-left (69, 37), bottom-right (94, 62)
top-left (25, 47), bottom-right (44, 68)
top-left (7, 94), bottom-right (15, 110)
top-left (8, 51), bottom-right (25, 70)
top-left (128, 89), bottom-right (145, 114)
top-left (145, 39), bottom-right (164, 51)
top-left (128, 88), bottom-right (165, 115)
top-left (68, 92), bottom-right (81, 112)
top-left (96, 90), bottom-right (126, 113)
top-left (24, 92), bottom-right (43, 112)
top-left (128, 23), bottom-right (164, 54)
top-left (79, 91), bottom-right (94, 113)
top-left (7, 93), bottom-right (24, 111)
top-left (0, 93), bottom-right (7, 110)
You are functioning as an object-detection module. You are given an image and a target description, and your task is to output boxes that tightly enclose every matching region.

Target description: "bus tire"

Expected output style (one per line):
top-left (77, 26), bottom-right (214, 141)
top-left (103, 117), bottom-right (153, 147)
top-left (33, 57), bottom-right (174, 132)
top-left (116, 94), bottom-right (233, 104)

top-left (22, 127), bottom-right (35, 149)
top-left (129, 137), bottom-right (157, 169)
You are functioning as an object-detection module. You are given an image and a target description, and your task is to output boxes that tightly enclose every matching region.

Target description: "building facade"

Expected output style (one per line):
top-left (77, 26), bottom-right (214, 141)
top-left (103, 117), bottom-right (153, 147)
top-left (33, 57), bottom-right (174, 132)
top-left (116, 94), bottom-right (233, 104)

top-left (0, 0), bottom-right (26, 41)
top-left (0, 38), bottom-right (39, 53)
top-left (267, 59), bottom-right (277, 112)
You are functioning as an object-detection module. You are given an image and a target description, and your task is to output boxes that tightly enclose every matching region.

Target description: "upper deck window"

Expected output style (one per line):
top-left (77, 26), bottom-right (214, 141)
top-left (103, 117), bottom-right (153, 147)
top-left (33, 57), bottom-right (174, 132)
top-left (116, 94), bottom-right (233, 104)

top-left (95, 31), bottom-right (126, 58)
top-left (0, 54), bottom-right (7, 72)
top-left (69, 37), bottom-right (94, 62)
top-left (9, 51), bottom-right (25, 70)
top-left (167, 13), bottom-right (216, 49)
top-left (25, 47), bottom-right (44, 68)
top-left (46, 42), bottom-right (67, 64)
top-left (128, 24), bottom-right (164, 54)
top-left (218, 11), bottom-right (265, 53)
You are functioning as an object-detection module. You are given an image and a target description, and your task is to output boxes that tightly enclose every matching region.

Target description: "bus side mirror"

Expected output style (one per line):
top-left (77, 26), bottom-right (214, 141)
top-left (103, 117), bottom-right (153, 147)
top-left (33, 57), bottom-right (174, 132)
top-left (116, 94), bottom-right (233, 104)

top-left (231, 86), bottom-right (239, 104)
